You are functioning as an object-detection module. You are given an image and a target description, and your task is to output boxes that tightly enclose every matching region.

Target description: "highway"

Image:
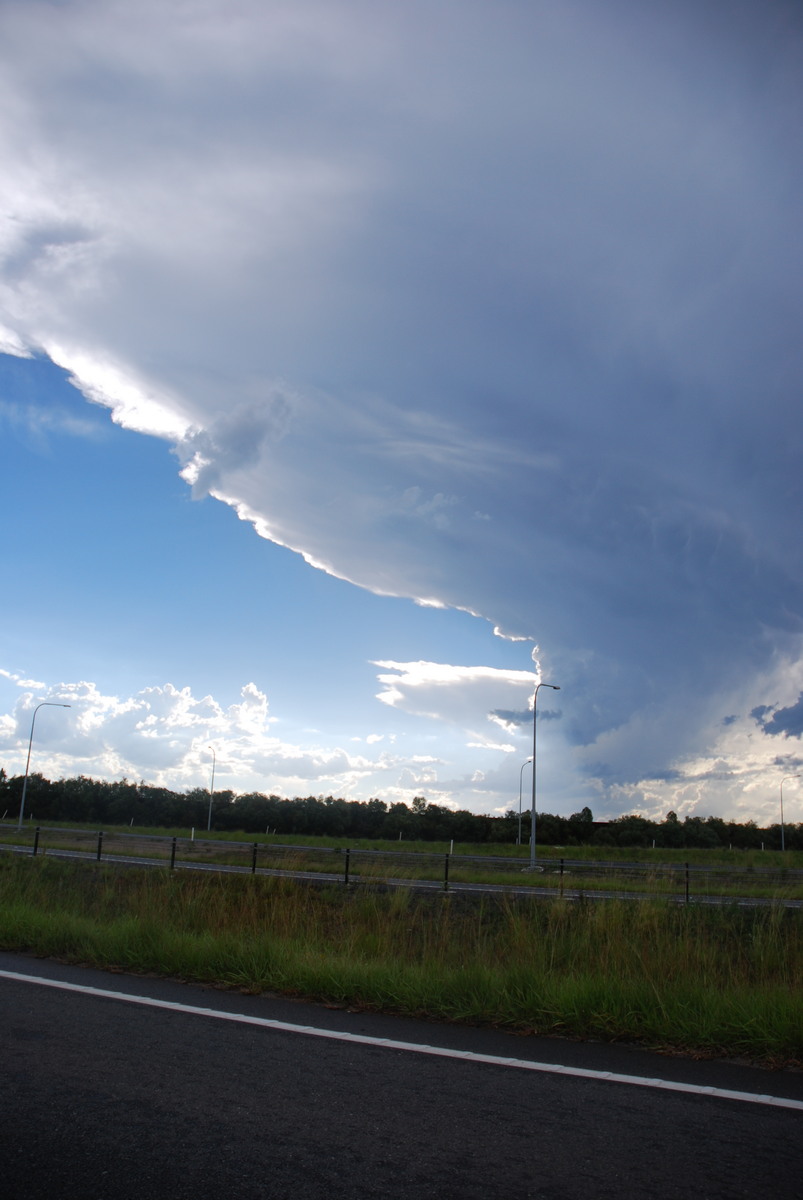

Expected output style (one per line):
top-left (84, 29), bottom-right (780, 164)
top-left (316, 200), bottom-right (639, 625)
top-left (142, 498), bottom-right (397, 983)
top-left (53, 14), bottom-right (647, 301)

top-left (1, 951), bottom-right (801, 1199)
top-left (2, 841), bottom-right (800, 907)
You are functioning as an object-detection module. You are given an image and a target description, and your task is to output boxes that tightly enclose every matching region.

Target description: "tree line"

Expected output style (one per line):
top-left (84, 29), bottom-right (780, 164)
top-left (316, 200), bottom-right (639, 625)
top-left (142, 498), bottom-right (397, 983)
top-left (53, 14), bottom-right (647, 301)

top-left (0, 771), bottom-right (800, 850)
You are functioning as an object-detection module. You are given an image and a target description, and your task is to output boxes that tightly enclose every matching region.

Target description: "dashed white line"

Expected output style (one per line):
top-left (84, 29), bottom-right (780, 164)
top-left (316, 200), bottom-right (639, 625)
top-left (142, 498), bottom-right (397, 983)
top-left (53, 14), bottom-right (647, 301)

top-left (2, 968), bottom-right (800, 1112)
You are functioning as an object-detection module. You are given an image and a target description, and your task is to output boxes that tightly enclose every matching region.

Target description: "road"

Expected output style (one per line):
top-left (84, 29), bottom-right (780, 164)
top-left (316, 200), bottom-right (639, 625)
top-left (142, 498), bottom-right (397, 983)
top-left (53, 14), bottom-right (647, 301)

top-left (3, 842), bottom-right (800, 908)
top-left (1, 951), bottom-right (801, 1199)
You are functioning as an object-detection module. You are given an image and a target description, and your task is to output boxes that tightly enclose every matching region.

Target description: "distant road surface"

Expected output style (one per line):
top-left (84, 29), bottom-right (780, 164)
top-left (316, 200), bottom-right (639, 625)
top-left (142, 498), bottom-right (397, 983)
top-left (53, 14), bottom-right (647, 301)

top-left (1, 951), bottom-right (801, 1200)
top-left (3, 841), bottom-right (800, 907)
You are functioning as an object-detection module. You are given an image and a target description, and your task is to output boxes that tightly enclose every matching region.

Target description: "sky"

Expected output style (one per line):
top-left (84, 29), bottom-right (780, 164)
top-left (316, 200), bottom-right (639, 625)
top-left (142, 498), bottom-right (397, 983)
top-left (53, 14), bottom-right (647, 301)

top-left (1, 0), bottom-right (801, 826)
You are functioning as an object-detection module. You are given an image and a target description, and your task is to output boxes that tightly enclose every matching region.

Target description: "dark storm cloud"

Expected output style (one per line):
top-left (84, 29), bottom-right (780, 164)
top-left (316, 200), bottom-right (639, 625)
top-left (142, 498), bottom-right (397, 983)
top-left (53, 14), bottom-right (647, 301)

top-left (753, 695), bottom-right (803, 738)
top-left (0, 0), bottom-right (800, 808)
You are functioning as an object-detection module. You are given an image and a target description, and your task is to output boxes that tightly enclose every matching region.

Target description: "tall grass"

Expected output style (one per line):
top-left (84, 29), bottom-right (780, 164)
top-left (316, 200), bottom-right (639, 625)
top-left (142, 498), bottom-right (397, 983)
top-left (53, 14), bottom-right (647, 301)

top-left (0, 858), bottom-right (800, 1065)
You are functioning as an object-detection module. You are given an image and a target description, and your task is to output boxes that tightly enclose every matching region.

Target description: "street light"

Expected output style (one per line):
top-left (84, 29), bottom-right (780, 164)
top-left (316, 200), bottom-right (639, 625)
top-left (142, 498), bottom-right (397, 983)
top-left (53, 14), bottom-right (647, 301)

top-left (517, 758), bottom-right (532, 845)
top-left (17, 701), bottom-right (71, 829)
top-left (530, 682), bottom-right (560, 870)
top-left (207, 746), bottom-right (216, 832)
top-left (780, 774), bottom-right (800, 853)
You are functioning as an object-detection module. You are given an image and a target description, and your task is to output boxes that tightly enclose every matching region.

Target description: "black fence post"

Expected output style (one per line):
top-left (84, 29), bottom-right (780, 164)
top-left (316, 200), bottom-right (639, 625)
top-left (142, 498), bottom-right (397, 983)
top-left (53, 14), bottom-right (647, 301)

top-left (251, 843), bottom-right (258, 874)
top-left (33, 826), bottom-right (40, 857)
top-left (344, 847), bottom-right (350, 887)
top-left (560, 857), bottom-right (564, 897)
top-left (96, 831), bottom-right (103, 862)
top-left (444, 853), bottom-right (450, 892)
top-left (170, 837), bottom-right (177, 870)
top-left (685, 862), bottom-right (690, 904)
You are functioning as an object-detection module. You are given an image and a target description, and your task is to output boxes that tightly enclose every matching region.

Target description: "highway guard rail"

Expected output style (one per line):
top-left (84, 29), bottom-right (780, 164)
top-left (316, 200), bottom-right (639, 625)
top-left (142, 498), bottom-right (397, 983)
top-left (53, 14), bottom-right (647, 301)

top-left (0, 824), bottom-right (802, 905)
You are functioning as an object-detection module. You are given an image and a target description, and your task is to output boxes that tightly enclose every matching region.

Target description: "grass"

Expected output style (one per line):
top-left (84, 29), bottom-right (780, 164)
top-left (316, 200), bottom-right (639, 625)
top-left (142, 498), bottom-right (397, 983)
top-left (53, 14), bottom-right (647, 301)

top-left (0, 856), bottom-right (800, 1067)
top-left (4, 822), bottom-right (801, 902)
top-left (5, 819), bottom-right (803, 866)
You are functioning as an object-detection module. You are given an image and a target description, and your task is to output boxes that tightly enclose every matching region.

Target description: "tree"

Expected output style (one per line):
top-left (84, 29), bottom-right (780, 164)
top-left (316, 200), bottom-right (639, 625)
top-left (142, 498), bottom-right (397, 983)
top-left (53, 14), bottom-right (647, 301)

top-left (568, 806), bottom-right (594, 844)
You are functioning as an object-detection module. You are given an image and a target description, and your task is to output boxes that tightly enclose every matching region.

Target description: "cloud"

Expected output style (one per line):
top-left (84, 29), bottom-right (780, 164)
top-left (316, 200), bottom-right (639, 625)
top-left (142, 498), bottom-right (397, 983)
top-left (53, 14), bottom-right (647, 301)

top-left (581, 651), bottom-right (803, 824)
top-left (3, 656), bottom-right (802, 825)
top-left (374, 661), bottom-right (535, 732)
top-left (0, 670), bottom-right (47, 690)
top-left (0, 0), bottom-right (801, 810)
top-left (0, 677), bottom-right (340, 794)
top-left (3, 680), bottom-right (269, 781)
top-left (0, 672), bottom-right (524, 809)
top-left (0, 397), bottom-right (104, 443)
top-left (752, 695), bottom-right (803, 739)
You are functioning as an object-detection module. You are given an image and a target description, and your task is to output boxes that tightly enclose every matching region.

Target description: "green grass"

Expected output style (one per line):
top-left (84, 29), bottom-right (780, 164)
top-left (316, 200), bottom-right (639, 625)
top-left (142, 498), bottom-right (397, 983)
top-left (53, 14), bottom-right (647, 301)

top-left (0, 856), bottom-right (800, 1066)
top-left (4, 822), bottom-right (802, 901)
top-left (6, 819), bottom-right (803, 867)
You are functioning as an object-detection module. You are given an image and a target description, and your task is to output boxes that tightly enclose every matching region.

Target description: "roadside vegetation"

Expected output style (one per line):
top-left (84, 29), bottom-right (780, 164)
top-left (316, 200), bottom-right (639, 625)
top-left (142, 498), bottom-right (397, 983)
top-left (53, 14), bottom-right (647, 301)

top-left (3, 769), bottom-right (802, 851)
top-left (0, 856), bottom-right (800, 1067)
top-left (6, 819), bottom-right (803, 869)
top-left (2, 822), bottom-right (802, 903)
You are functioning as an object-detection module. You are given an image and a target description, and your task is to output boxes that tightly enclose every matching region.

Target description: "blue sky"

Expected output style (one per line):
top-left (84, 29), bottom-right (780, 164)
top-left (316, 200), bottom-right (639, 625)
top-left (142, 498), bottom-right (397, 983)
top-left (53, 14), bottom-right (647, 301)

top-left (1, 0), bottom-right (801, 824)
top-left (1, 352), bottom-right (551, 811)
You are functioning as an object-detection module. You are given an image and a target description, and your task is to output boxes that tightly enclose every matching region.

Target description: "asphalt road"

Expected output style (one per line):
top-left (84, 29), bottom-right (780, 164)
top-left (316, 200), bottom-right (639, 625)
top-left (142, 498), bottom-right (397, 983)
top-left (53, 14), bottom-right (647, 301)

top-left (1, 951), bottom-right (801, 1200)
top-left (3, 842), bottom-right (799, 908)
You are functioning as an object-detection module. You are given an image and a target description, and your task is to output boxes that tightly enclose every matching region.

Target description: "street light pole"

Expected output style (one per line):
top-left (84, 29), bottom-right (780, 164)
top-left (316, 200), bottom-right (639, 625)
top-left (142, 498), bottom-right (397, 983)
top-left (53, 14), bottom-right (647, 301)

top-left (17, 701), bottom-right (71, 829)
top-left (530, 682), bottom-right (560, 870)
top-left (518, 758), bottom-right (532, 845)
top-left (207, 746), bottom-right (216, 832)
top-left (780, 774), bottom-right (800, 853)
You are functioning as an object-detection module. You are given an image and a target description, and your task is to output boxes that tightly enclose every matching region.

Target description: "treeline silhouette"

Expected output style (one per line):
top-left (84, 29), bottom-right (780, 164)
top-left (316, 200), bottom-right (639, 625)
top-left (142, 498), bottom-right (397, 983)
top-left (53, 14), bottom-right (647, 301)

top-left (1, 771), bottom-right (800, 850)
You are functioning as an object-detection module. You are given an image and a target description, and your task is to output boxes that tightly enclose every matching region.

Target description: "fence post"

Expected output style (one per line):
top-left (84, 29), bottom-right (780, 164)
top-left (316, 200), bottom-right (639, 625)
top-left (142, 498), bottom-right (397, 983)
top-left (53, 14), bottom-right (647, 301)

top-left (96, 831), bottom-right (103, 862)
top-left (559, 857), bottom-right (564, 897)
top-left (33, 826), bottom-right (40, 857)
top-left (251, 843), bottom-right (258, 874)
top-left (685, 862), bottom-right (689, 904)
top-left (170, 837), bottom-right (177, 870)
top-left (344, 847), bottom-right (350, 887)
top-left (444, 853), bottom-right (450, 893)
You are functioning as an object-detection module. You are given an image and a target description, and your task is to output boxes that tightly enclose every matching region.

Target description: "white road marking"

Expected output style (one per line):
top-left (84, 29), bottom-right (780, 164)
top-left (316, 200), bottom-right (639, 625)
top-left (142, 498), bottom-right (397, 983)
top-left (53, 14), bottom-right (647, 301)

top-left (2, 968), bottom-right (801, 1112)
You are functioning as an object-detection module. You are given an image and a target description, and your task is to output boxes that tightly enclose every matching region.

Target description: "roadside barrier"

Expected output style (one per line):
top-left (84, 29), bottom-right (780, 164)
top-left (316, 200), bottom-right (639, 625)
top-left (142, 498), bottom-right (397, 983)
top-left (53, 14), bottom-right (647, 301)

top-left (0, 824), bottom-right (801, 907)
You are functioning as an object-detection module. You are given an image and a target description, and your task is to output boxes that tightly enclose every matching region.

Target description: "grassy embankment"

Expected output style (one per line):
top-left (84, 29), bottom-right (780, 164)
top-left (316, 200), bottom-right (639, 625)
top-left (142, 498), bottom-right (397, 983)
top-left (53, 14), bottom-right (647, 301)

top-left (0, 855), bottom-right (800, 1066)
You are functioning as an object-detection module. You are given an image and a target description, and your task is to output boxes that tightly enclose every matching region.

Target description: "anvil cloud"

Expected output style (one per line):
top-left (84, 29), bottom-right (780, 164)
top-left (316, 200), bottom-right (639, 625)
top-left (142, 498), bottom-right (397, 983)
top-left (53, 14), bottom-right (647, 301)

top-left (0, 0), bottom-right (801, 822)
